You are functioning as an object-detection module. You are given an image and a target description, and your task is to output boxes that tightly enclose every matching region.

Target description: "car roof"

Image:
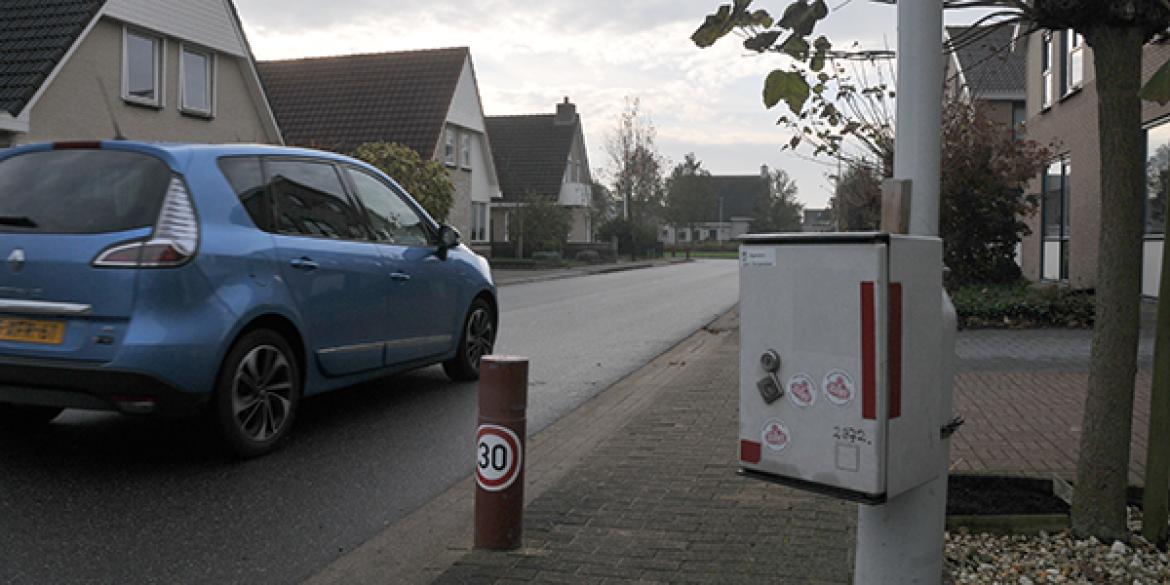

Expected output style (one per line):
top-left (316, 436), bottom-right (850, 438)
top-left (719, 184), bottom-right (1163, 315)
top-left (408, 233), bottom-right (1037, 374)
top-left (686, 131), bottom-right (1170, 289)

top-left (0, 141), bottom-right (375, 173)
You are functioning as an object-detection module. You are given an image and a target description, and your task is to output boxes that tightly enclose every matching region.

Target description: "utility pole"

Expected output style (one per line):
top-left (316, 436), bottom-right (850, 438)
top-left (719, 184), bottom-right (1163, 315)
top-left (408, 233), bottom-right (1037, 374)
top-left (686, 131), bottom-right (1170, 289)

top-left (853, 1), bottom-right (948, 582)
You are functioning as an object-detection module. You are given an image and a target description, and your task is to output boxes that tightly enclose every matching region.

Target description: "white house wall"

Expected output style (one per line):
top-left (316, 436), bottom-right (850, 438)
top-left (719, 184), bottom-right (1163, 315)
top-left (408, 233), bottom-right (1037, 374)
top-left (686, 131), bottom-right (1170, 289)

top-left (1144, 238), bottom-right (1164, 298)
top-left (445, 59), bottom-right (487, 133)
top-left (470, 133), bottom-right (495, 204)
top-left (103, 0), bottom-right (247, 57)
top-left (558, 128), bottom-right (591, 207)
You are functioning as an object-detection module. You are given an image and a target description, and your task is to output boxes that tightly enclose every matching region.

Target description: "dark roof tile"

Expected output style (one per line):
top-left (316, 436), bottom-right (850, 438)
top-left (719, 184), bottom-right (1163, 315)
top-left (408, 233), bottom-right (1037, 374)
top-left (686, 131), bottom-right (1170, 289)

top-left (709, 175), bottom-right (769, 221)
top-left (258, 48), bottom-right (469, 156)
top-left (946, 25), bottom-right (1026, 98)
top-left (485, 114), bottom-right (578, 201)
top-left (0, 0), bottom-right (105, 116)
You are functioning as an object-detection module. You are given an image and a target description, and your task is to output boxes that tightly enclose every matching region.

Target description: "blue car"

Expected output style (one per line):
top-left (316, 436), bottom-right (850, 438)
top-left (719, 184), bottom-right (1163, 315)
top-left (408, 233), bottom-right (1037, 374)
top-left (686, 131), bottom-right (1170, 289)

top-left (0, 141), bottom-right (497, 456)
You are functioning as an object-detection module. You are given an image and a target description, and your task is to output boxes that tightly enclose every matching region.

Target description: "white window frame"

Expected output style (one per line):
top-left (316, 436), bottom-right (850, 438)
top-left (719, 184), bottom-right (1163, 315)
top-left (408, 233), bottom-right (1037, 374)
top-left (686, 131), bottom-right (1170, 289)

top-left (179, 43), bottom-right (216, 118)
top-left (471, 202), bottom-right (488, 242)
top-left (1065, 29), bottom-right (1084, 94)
top-left (1040, 32), bottom-right (1054, 110)
top-left (444, 128), bottom-right (457, 167)
top-left (122, 26), bottom-right (165, 108)
top-left (461, 133), bottom-right (473, 170)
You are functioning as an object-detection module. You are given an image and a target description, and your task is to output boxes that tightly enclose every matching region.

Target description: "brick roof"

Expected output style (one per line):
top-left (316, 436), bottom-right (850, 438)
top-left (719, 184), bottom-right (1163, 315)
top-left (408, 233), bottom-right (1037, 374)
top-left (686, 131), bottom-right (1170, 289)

top-left (946, 25), bottom-right (1026, 98)
top-left (710, 175), bottom-right (769, 221)
top-left (484, 114), bottom-right (579, 201)
top-left (257, 48), bottom-right (468, 157)
top-left (0, 0), bottom-right (105, 116)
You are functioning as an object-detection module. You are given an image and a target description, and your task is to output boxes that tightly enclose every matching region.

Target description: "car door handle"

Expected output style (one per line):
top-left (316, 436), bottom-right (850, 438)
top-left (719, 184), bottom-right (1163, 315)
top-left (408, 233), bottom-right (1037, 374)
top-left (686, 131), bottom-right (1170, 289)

top-left (390, 272), bottom-right (411, 282)
top-left (290, 257), bottom-right (319, 271)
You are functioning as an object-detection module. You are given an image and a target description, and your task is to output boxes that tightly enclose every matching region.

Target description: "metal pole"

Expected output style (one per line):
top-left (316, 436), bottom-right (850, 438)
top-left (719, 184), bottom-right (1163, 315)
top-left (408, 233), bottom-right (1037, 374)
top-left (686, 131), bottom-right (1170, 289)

top-left (854, 1), bottom-right (948, 582)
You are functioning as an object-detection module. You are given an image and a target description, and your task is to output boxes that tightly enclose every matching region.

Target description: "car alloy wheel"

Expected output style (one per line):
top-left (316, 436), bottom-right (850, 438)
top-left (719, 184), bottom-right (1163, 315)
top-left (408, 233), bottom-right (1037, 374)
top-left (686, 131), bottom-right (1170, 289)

top-left (465, 305), bottom-right (495, 369)
top-left (214, 329), bottom-right (301, 457)
top-left (443, 298), bottom-right (496, 382)
top-left (231, 345), bottom-right (294, 442)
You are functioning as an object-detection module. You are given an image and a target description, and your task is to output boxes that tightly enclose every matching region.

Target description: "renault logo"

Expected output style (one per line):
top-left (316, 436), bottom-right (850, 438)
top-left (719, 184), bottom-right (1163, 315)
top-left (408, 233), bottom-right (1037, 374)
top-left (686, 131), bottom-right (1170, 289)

top-left (7, 248), bottom-right (25, 274)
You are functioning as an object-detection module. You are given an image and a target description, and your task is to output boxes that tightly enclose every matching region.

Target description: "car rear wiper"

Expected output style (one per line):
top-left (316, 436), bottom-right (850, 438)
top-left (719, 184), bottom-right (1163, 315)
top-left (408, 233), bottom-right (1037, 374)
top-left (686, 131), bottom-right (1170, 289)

top-left (0, 216), bottom-right (37, 228)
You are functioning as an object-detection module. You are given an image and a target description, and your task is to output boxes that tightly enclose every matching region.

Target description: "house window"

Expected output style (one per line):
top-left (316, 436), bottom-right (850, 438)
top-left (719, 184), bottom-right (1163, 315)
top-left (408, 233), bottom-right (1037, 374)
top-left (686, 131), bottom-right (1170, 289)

top-left (444, 129), bottom-right (456, 167)
top-left (1012, 101), bottom-right (1026, 140)
top-left (123, 28), bottom-right (163, 107)
top-left (461, 134), bottom-right (473, 170)
top-left (180, 45), bottom-right (214, 117)
top-left (1147, 120), bottom-right (1170, 235)
top-left (1065, 30), bottom-right (1084, 94)
top-left (471, 202), bottom-right (488, 242)
top-left (1040, 32), bottom-right (1054, 109)
top-left (1041, 158), bottom-right (1071, 281)
top-left (709, 229), bottom-right (718, 240)
top-left (678, 230), bottom-right (687, 242)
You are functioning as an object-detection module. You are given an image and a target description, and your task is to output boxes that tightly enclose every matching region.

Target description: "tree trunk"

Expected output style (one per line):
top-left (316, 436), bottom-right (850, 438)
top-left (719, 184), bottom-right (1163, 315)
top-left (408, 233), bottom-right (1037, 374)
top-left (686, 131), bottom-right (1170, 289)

top-left (1071, 26), bottom-right (1148, 541)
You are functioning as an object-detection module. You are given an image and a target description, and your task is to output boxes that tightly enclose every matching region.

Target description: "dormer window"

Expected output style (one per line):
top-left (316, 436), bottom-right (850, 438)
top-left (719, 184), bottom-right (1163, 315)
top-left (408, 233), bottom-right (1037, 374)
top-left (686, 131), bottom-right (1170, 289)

top-left (461, 134), bottom-right (472, 170)
top-left (180, 44), bottom-right (215, 117)
top-left (123, 27), bottom-right (163, 107)
top-left (1065, 30), bottom-right (1084, 93)
top-left (444, 129), bottom-right (456, 167)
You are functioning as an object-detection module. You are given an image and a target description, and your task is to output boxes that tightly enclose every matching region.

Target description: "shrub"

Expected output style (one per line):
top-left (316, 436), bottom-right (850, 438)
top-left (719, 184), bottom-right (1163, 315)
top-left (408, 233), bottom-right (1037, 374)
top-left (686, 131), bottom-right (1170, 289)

top-left (951, 282), bottom-right (1094, 329)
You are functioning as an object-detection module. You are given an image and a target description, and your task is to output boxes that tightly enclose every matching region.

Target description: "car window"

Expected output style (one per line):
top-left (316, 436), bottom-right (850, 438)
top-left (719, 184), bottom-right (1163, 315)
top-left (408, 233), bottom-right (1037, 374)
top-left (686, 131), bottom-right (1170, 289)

top-left (266, 159), bottom-right (368, 240)
top-left (344, 167), bottom-right (431, 247)
top-left (218, 157), bottom-right (272, 231)
top-left (0, 150), bottom-right (171, 234)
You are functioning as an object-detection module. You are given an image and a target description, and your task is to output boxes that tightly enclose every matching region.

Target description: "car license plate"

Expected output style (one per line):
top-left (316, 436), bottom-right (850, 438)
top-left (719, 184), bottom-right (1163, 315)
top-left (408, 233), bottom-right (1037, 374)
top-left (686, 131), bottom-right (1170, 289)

top-left (0, 318), bottom-right (66, 345)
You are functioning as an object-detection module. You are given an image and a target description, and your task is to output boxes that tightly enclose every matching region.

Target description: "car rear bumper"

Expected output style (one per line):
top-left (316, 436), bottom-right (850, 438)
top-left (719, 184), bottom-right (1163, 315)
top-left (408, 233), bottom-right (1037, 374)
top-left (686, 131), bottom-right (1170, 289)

top-left (0, 356), bottom-right (209, 415)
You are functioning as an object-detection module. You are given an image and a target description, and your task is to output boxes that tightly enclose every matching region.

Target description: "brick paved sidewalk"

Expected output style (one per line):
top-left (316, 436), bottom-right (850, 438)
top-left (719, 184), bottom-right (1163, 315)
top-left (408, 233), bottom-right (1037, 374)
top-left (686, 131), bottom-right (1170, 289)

top-left (951, 303), bottom-right (1157, 484)
top-left (434, 310), bottom-right (857, 585)
top-left (425, 304), bottom-right (1160, 584)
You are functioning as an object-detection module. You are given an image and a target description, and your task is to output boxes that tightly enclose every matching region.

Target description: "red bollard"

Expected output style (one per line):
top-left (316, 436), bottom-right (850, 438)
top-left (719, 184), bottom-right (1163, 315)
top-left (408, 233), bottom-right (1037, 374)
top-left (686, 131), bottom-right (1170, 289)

top-left (474, 355), bottom-right (528, 550)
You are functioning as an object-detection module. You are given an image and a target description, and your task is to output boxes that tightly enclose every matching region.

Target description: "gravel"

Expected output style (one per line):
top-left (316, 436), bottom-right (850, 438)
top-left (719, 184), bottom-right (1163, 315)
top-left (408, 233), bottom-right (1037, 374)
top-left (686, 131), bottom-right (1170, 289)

top-left (946, 508), bottom-right (1170, 584)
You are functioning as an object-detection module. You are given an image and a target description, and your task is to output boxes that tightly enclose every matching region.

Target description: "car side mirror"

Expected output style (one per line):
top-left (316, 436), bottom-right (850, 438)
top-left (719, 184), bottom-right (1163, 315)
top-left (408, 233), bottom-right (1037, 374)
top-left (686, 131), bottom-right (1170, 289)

top-left (438, 225), bottom-right (461, 249)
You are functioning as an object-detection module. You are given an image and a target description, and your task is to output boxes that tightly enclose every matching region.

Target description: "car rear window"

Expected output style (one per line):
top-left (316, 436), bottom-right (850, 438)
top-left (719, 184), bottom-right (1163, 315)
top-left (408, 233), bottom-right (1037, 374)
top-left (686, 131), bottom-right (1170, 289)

top-left (0, 150), bottom-right (172, 234)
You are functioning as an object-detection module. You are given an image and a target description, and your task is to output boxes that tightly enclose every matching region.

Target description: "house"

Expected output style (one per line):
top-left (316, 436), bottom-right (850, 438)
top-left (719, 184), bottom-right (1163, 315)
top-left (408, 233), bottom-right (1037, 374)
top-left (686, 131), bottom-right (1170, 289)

top-left (0, 0), bottom-right (281, 147)
top-left (944, 24), bottom-right (1027, 131)
top-left (660, 168), bottom-right (770, 245)
top-left (485, 98), bottom-right (594, 246)
top-left (802, 208), bottom-right (834, 232)
top-left (258, 47), bottom-right (501, 254)
top-left (1020, 30), bottom-right (1169, 297)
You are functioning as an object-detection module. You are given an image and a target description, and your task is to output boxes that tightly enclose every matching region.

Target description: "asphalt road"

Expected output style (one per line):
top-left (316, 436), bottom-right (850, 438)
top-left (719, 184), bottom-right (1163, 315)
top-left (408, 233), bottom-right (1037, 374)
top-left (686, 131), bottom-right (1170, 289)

top-left (0, 260), bottom-right (739, 585)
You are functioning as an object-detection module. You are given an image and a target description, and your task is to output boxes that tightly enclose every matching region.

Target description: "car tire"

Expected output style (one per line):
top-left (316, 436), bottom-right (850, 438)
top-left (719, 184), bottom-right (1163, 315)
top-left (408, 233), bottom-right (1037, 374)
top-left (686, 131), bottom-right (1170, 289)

top-left (443, 298), bottom-right (496, 382)
top-left (0, 403), bottom-right (63, 431)
top-left (212, 329), bottom-right (301, 458)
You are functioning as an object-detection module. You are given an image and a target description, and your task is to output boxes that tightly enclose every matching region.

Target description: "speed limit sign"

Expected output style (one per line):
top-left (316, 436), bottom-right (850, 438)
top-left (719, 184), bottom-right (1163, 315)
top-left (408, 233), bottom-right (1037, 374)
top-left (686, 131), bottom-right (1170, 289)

top-left (476, 424), bottom-right (523, 492)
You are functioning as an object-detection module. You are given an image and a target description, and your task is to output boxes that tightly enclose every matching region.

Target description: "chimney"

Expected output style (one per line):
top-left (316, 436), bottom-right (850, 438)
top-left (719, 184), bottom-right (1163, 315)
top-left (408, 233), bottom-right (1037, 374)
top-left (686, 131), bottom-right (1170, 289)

top-left (555, 97), bottom-right (577, 125)
top-left (760, 164), bottom-right (770, 178)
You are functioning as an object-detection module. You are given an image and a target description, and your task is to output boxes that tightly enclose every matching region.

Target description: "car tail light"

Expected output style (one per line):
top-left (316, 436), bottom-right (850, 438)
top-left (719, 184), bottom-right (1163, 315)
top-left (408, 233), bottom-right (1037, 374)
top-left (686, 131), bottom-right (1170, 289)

top-left (93, 176), bottom-right (200, 268)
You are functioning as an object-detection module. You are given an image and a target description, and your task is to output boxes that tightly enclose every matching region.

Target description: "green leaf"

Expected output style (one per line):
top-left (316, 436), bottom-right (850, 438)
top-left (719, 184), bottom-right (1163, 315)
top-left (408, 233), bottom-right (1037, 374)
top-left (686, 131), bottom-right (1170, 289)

top-left (777, 0), bottom-right (828, 37)
top-left (692, 5), bottom-right (734, 48)
top-left (1140, 59), bottom-right (1170, 105)
top-left (780, 33), bottom-right (810, 59)
top-left (744, 31), bottom-right (782, 52)
top-left (749, 9), bottom-right (774, 28)
top-left (764, 69), bottom-right (811, 113)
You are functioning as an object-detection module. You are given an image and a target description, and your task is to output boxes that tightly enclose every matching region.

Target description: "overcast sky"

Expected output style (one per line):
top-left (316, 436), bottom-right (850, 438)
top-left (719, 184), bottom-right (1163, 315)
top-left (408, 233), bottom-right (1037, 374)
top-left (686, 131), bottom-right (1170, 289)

top-left (237, 1), bottom-right (992, 208)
